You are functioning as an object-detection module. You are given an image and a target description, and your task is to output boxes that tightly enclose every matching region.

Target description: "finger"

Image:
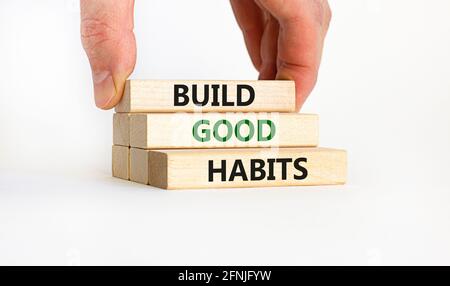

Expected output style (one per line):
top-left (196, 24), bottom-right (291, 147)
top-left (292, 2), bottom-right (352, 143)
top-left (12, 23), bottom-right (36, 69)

top-left (80, 0), bottom-right (136, 109)
top-left (258, 14), bottom-right (279, 80)
top-left (257, 0), bottom-right (332, 110)
top-left (230, 0), bottom-right (264, 70)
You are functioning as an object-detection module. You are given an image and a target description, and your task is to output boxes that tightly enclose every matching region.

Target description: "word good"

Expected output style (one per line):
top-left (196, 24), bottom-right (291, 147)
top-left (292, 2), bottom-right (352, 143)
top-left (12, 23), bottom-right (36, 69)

top-left (192, 119), bottom-right (275, 142)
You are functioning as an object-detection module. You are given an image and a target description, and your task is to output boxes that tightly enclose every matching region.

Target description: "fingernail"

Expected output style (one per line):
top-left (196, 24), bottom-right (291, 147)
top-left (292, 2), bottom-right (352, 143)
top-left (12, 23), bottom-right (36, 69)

top-left (92, 71), bottom-right (116, 109)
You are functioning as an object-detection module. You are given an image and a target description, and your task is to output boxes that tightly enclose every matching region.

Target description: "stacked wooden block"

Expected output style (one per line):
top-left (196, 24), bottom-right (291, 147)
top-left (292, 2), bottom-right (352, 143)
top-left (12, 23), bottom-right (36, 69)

top-left (112, 80), bottom-right (346, 190)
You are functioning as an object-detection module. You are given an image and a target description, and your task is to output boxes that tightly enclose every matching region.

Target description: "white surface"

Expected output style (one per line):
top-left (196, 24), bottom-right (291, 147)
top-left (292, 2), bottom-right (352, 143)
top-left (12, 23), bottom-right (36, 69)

top-left (1, 0), bottom-right (450, 265)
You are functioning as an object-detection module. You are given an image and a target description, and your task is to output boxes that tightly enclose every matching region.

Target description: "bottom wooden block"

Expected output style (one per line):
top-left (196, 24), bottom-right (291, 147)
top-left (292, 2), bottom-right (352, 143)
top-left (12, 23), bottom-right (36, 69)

top-left (129, 147), bottom-right (150, 184)
top-left (112, 145), bottom-right (130, 180)
top-left (130, 147), bottom-right (346, 189)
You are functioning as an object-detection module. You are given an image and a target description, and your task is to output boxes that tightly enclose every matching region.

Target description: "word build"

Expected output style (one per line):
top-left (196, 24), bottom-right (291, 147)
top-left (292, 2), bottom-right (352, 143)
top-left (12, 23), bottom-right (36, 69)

top-left (115, 80), bottom-right (296, 112)
top-left (174, 84), bottom-right (255, 107)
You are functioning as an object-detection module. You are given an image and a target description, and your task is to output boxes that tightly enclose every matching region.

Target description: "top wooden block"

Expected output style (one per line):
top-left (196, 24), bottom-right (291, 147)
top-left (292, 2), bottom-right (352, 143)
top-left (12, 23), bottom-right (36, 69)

top-left (115, 80), bottom-right (296, 113)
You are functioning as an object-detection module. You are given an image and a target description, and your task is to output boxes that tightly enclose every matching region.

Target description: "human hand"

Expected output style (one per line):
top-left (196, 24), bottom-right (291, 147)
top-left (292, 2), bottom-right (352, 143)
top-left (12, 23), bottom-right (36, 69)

top-left (80, 0), bottom-right (136, 109)
top-left (230, 0), bottom-right (331, 110)
top-left (80, 0), bottom-right (330, 110)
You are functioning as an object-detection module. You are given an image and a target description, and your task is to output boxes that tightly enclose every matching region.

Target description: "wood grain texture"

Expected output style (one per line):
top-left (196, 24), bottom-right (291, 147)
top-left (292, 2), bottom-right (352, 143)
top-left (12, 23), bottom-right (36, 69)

top-left (115, 80), bottom-right (296, 112)
top-left (112, 145), bottom-right (130, 180)
top-left (129, 113), bottom-right (319, 149)
top-left (113, 113), bottom-right (130, 146)
top-left (129, 147), bottom-right (149, 184)
top-left (129, 147), bottom-right (346, 190)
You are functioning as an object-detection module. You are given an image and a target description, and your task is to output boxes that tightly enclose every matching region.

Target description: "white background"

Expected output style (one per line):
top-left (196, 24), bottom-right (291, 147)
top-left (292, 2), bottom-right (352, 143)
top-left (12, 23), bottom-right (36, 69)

top-left (0, 0), bottom-right (449, 265)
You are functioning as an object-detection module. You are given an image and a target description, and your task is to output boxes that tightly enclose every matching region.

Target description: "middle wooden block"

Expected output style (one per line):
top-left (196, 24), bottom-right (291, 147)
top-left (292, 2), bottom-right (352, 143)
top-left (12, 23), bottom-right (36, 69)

top-left (125, 113), bottom-right (319, 149)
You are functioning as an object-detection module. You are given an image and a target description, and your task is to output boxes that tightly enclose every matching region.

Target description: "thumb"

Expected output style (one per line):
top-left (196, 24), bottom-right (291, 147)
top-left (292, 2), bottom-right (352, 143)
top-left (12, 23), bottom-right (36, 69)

top-left (80, 0), bottom-right (136, 109)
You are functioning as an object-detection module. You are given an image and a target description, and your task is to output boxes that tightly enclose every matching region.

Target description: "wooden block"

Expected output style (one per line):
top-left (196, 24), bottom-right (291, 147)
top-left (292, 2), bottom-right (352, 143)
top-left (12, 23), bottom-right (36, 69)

top-left (129, 113), bottom-right (318, 149)
top-left (130, 147), bottom-right (346, 189)
top-left (112, 145), bottom-right (130, 180)
top-left (129, 147), bottom-right (150, 184)
top-left (113, 113), bottom-right (130, 146)
top-left (115, 80), bottom-right (296, 113)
